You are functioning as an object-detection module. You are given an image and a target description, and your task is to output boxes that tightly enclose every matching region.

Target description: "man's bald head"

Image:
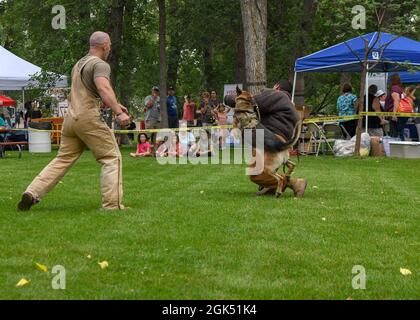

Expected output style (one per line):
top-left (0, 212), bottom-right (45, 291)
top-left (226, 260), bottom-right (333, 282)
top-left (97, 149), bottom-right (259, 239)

top-left (89, 31), bottom-right (112, 60)
top-left (90, 31), bottom-right (111, 48)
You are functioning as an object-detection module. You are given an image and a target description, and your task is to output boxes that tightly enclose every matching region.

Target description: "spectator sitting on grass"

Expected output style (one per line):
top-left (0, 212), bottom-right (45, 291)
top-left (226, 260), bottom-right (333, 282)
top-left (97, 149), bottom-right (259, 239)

top-left (167, 134), bottom-right (184, 158)
top-left (189, 129), bottom-right (214, 157)
top-left (178, 122), bottom-right (196, 155)
top-left (155, 136), bottom-right (169, 158)
top-left (130, 133), bottom-right (152, 158)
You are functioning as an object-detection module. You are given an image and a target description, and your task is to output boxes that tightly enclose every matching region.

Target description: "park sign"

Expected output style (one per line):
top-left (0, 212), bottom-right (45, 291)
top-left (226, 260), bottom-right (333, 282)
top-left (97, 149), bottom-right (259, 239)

top-left (224, 84), bottom-right (243, 98)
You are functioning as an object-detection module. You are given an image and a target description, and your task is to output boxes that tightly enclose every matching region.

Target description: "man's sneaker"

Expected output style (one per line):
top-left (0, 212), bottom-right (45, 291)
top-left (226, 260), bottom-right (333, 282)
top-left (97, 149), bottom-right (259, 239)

top-left (18, 193), bottom-right (38, 211)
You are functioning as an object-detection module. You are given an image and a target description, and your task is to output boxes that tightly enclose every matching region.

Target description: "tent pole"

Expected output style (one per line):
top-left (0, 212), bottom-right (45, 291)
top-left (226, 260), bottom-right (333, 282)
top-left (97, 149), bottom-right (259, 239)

top-left (291, 72), bottom-right (297, 103)
top-left (22, 88), bottom-right (25, 129)
top-left (365, 65), bottom-right (369, 133)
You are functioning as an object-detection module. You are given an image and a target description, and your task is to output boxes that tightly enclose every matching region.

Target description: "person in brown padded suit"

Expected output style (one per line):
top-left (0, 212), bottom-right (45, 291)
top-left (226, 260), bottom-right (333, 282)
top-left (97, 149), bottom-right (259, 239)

top-left (18, 31), bottom-right (131, 211)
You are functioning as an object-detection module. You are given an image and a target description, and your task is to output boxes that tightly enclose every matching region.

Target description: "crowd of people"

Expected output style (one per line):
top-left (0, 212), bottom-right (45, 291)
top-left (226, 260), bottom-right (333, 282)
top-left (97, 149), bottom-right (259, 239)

top-left (123, 86), bottom-right (238, 159)
top-left (142, 86), bottom-right (229, 131)
top-left (130, 125), bottom-right (219, 159)
top-left (337, 73), bottom-right (419, 141)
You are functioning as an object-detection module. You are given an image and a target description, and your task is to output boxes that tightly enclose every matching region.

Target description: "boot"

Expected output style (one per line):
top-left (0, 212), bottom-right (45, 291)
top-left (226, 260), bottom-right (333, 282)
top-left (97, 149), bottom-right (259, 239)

top-left (18, 192), bottom-right (39, 211)
top-left (287, 178), bottom-right (308, 198)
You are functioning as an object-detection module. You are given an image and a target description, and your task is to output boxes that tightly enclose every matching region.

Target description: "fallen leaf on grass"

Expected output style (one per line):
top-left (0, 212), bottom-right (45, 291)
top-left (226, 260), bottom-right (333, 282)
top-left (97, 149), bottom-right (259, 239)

top-left (16, 278), bottom-right (30, 287)
top-left (36, 263), bottom-right (48, 273)
top-left (400, 268), bottom-right (412, 276)
top-left (98, 261), bottom-right (109, 269)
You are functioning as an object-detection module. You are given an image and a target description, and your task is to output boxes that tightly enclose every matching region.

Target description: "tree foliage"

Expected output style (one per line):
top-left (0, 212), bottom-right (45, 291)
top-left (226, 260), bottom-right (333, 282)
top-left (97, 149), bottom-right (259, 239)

top-left (1, 0), bottom-right (419, 112)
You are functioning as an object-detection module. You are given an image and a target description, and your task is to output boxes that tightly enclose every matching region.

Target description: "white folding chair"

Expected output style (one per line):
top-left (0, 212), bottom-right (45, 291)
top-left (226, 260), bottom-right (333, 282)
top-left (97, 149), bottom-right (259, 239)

top-left (306, 122), bottom-right (335, 156)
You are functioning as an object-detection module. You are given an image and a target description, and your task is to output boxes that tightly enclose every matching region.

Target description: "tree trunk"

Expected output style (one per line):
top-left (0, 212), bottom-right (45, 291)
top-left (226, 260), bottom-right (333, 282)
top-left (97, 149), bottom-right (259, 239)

top-left (203, 42), bottom-right (215, 90)
top-left (120, 1), bottom-right (134, 109)
top-left (240, 0), bottom-right (267, 95)
top-left (167, 1), bottom-right (182, 89)
top-left (354, 61), bottom-right (368, 156)
top-left (235, 19), bottom-right (247, 88)
top-left (158, 0), bottom-right (168, 129)
top-left (108, 1), bottom-right (125, 88)
top-left (294, 0), bottom-right (317, 106)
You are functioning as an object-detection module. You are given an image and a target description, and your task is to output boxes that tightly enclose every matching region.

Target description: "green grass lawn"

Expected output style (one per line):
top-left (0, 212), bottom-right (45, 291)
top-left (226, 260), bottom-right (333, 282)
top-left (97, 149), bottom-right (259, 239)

top-left (0, 149), bottom-right (419, 300)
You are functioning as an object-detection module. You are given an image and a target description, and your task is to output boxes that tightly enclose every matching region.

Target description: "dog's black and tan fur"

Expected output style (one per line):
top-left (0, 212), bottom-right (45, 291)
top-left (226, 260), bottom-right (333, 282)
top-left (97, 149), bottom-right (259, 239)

top-left (232, 87), bottom-right (302, 197)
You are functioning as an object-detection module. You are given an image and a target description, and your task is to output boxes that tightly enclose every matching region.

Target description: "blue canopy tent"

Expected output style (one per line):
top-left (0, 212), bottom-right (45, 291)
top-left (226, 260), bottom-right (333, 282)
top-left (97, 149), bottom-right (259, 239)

top-left (400, 71), bottom-right (420, 84)
top-left (292, 32), bottom-right (420, 131)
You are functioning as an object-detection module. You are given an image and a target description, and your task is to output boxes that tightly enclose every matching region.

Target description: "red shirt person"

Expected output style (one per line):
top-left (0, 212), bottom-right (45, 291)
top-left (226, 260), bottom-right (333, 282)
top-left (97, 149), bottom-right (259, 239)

top-left (183, 95), bottom-right (195, 123)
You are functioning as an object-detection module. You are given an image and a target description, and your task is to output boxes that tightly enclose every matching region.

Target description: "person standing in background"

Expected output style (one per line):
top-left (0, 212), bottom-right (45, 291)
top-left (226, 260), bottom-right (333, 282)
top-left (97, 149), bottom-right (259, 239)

top-left (199, 92), bottom-right (214, 127)
top-left (167, 86), bottom-right (179, 129)
top-left (209, 90), bottom-right (220, 108)
top-left (337, 83), bottom-right (358, 138)
top-left (144, 86), bottom-right (161, 144)
top-left (182, 94), bottom-right (195, 127)
top-left (384, 74), bottom-right (404, 138)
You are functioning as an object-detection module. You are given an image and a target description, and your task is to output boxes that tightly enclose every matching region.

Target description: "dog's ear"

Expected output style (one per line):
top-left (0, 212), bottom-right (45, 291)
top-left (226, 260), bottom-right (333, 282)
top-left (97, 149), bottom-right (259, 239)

top-left (236, 86), bottom-right (242, 96)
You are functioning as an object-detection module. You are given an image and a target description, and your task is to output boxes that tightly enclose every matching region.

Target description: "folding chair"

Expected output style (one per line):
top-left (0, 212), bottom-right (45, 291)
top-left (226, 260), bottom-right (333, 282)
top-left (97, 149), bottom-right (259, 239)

top-left (338, 123), bottom-right (352, 140)
top-left (306, 122), bottom-right (335, 156)
top-left (323, 123), bottom-right (345, 140)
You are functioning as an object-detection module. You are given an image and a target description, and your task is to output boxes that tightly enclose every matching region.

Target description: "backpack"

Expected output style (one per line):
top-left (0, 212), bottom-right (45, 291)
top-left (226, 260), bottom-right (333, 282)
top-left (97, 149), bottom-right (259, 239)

top-left (398, 97), bottom-right (413, 113)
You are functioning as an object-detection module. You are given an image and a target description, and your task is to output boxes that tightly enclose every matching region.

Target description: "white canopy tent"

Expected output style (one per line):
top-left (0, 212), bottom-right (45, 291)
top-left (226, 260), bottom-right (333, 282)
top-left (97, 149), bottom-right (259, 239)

top-left (0, 45), bottom-right (68, 106)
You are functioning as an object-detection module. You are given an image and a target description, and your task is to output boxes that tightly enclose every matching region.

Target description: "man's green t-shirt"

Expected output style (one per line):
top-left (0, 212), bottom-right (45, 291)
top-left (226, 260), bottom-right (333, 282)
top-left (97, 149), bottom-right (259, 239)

top-left (75, 54), bottom-right (111, 98)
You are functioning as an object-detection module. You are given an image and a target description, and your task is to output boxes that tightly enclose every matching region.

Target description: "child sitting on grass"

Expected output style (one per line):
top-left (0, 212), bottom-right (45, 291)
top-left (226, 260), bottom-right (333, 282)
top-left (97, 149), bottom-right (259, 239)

top-left (189, 129), bottom-right (214, 157)
top-left (130, 133), bottom-right (152, 158)
top-left (167, 134), bottom-right (184, 158)
top-left (155, 136), bottom-right (169, 157)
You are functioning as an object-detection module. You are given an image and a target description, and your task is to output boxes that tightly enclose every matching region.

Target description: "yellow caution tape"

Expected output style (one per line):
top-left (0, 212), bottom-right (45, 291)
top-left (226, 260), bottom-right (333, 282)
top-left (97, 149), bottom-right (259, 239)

top-left (303, 115), bottom-right (360, 123)
top-left (6, 113), bottom-right (419, 134)
top-left (7, 125), bottom-right (235, 134)
top-left (360, 112), bottom-right (420, 118)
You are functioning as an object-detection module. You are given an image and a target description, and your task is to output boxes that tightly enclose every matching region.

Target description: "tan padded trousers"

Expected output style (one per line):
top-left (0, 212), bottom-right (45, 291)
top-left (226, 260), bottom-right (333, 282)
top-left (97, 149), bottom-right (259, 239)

top-left (26, 110), bottom-right (123, 210)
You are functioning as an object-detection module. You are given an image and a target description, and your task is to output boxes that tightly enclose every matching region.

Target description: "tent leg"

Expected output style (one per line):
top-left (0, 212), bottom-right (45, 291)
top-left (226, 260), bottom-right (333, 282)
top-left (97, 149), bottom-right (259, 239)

top-left (22, 88), bottom-right (25, 129)
top-left (291, 72), bottom-right (297, 104)
top-left (365, 67), bottom-right (369, 133)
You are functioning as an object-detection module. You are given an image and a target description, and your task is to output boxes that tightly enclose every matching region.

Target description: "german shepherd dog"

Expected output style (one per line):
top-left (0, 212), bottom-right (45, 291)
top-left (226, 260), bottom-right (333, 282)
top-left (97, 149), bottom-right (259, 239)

top-left (232, 87), bottom-right (303, 197)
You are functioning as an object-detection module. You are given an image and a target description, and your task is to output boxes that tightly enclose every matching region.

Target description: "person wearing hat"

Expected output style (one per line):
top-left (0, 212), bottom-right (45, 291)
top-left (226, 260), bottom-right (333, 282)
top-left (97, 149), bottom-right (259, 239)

top-left (167, 86), bottom-right (179, 129)
top-left (367, 86), bottom-right (387, 137)
top-left (144, 86), bottom-right (161, 144)
top-left (274, 80), bottom-right (293, 98)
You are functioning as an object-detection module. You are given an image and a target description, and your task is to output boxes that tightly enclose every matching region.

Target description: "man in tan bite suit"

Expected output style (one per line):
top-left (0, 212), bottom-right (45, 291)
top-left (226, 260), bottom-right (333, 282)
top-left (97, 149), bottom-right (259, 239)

top-left (18, 31), bottom-right (130, 211)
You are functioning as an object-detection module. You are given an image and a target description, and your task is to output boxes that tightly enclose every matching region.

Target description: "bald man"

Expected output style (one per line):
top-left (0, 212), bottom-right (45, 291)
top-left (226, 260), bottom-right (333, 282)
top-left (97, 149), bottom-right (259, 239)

top-left (18, 31), bottom-right (130, 211)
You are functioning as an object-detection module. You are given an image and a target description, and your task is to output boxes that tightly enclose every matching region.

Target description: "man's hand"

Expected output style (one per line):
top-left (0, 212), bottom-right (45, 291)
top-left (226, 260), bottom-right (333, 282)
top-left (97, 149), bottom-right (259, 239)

top-left (119, 104), bottom-right (128, 114)
top-left (118, 112), bottom-right (131, 126)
